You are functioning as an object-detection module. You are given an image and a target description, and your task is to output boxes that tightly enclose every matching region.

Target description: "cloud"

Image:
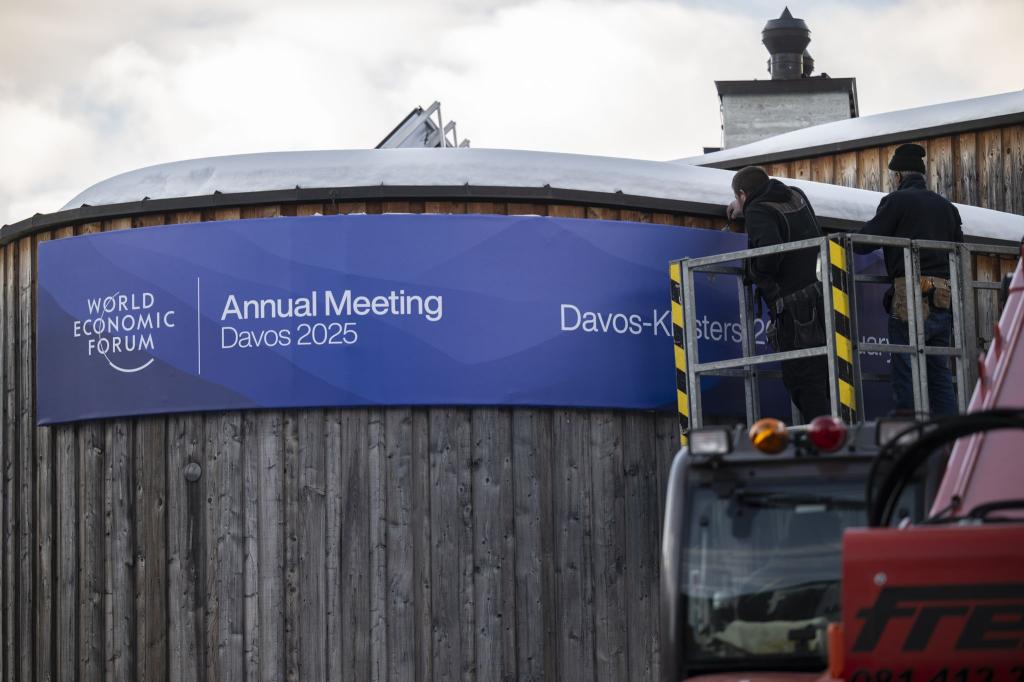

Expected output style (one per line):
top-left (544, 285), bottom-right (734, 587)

top-left (1, 0), bottom-right (1022, 226)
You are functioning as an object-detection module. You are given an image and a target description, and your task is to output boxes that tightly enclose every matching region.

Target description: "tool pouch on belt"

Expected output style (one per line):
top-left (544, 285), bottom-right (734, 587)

top-left (766, 282), bottom-right (826, 351)
top-left (890, 276), bottom-right (952, 322)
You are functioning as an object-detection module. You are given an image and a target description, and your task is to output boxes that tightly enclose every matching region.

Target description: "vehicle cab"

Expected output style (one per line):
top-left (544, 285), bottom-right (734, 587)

top-left (660, 418), bottom-right (921, 681)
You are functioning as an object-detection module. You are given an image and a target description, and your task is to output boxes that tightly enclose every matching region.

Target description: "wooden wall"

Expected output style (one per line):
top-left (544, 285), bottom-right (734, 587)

top-left (0, 199), bottom-right (717, 681)
top-left (751, 123), bottom-right (1024, 211)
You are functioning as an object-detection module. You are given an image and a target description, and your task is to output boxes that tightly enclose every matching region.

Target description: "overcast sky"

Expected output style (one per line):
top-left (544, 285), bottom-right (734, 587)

top-left (1, 0), bottom-right (1021, 226)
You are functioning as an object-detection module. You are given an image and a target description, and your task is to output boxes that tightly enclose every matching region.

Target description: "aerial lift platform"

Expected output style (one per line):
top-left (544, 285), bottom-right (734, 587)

top-left (660, 235), bottom-right (1022, 681)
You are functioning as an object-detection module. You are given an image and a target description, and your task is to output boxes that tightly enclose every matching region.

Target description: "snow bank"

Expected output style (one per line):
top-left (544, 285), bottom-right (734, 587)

top-left (676, 90), bottom-right (1024, 167)
top-left (61, 147), bottom-right (1024, 242)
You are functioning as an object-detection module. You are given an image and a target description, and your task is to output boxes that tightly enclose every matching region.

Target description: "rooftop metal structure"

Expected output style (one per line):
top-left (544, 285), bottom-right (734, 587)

top-left (375, 101), bottom-right (469, 150)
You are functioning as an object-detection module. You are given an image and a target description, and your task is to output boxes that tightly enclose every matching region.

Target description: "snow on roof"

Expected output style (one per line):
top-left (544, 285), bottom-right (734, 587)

top-left (676, 90), bottom-right (1024, 168)
top-left (60, 147), bottom-right (1024, 242)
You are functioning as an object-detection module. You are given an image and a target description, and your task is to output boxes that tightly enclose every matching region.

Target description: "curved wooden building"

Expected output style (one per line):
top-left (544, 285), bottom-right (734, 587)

top-left (2, 147), bottom-right (1022, 681)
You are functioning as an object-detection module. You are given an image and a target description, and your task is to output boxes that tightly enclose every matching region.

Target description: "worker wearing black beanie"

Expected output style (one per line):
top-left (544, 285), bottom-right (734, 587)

top-left (854, 143), bottom-right (964, 416)
top-left (887, 143), bottom-right (927, 174)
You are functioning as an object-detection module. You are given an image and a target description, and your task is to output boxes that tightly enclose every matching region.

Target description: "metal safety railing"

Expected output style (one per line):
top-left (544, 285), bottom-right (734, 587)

top-left (670, 234), bottom-right (1020, 445)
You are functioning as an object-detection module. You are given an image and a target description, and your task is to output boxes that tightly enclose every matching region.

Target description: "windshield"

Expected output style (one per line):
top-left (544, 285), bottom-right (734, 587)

top-left (682, 480), bottom-right (866, 669)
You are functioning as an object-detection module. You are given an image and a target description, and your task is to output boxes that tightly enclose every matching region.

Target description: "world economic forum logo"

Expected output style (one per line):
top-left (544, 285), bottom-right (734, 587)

top-left (71, 291), bottom-right (176, 373)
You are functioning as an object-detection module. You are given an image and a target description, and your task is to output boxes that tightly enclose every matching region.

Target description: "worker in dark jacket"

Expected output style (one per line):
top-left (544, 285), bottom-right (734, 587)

top-left (854, 143), bottom-right (964, 416)
top-left (728, 166), bottom-right (831, 421)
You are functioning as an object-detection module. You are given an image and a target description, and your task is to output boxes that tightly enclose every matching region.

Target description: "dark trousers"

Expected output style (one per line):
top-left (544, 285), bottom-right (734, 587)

top-left (777, 302), bottom-right (831, 421)
top-left (781, 356), bottom-right (831, 421)
top-left (887, 308), bottom-right (958, 416)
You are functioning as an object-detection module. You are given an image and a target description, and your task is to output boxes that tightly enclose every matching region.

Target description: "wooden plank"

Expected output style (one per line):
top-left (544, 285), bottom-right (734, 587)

top-left (17, 237), bottom-right (34, 682)
top-left (975, 255), bottom-right (1000, 349)
top-left (792, 159), bottom-right (811, 182)
top-left (242, 413), bottom-right (260, 680)
top-left (323, 409), bottom-right (344, 680)
top-left (367, 409), bottom-right (388, 681)
top-left (296, 203), bottom-right (324, 217)
top-left (334, 201), bottom-right (367, 215)
top-left (335, 405), bottom-right (372, 675)
top-left (586, 206), bottom-right (619, 221)
top-left (954, 132), bottom-right (979, 206)
top-left (167, 414), bottom-right (203, 682)
top-left (651, 213), bottom-right (678, 226)
top-left (652, 412), bottom-right (679, 682)
top-left (979, 129), bottom-right (1005, 211)
top-left (1004, 124), bottom-right (1024, 215)
top-left (928, 136), bottom-right (955, 200)
top-left (880, 144), bottom-right (901, 194)
top-left (856, 148), bottom-right (882, 192)
top-left (32, 232), bottom-right (55, 682)
top-left (471, 409), bottom-right (517, 681)
top-left (133, 213), bottom-right (166, 228)
top-left (768, 162), bottom-right (791, 179)
top-left (836, 152), bottom-right (858, 188)
top-left (623, 413), bottom-right (659, 682)
top-left (107, 418), bottom-right (134, 681)
top-left (511, 409), bottom-right (554, 682)
top-left (410, 409), bottom-right (432, 682)
top-left (297, 411), bottom-right (327, 681)
top-left (810, 156), bottom-right (835, 185)
top-left (548, 205), bottom-right (585, 219)
top-left (589, 411), bottom-right (627, 681)
top-left (382, 200), bottom-right (411, 214)
top-left (423, 201), bottom-right (466, 215)
top-left (202, 413), bottom-right (221, 679)
top-left (385, 409), bottom-right (415, 679)
top-left (283, 413), bottom-right (299, 682)
top-left (255, 411), bottom-right (285, 682)
top-left (212, 412), bottom-right (244, 682)
top-left (619, 210), bottom-right (651, 224)
top-left (507, 203), bottom-right (547, 216)
top-left (338, 409), bottom-right (370, 680)
top-left (467, 202), bottom-right (506, 215)
top-left (55, 414), bottom-right (78, 680)
top-left (240, 206), bottom-right (282, 220)
top-left (2, 244), bottom-right (12, 682)
top-left (551, 409), bottom-right (595, 681)
top-left (78, 419), bottom-right (106, 682)
top-left (134, 416), bottom-right (167, 682)
top-left (428, 408), bottom-right (474, 682)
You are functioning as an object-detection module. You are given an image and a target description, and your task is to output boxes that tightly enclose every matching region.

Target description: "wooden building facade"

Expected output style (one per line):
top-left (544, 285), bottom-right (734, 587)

top-left (0, 192), bottom-right (728, 682)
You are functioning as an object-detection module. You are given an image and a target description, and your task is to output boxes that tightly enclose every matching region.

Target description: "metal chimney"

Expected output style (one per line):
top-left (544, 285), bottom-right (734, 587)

top-left (762, 7), bottom-right (811, 80)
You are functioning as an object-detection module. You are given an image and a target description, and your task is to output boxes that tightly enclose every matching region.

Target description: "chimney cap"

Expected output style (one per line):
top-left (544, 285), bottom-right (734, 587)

top-left (763, 6), bottom-right (809, 35)
top-left (762, 6), bottom-right (811, 79)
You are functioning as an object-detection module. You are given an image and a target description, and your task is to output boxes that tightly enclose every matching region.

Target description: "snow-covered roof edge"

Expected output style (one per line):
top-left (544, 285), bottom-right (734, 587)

top-left (676, 90), bottom-right (1024, 169)
top-left (3, 147), bottom-right (1021, 245)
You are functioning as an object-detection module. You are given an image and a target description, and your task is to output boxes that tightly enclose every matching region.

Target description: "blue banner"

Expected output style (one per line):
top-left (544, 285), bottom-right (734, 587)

top-left (36, 214), bottom-right (890, 424)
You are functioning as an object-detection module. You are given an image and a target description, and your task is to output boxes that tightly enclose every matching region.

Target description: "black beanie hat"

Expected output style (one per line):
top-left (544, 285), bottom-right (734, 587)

top-left (888, 143), bottom-right (926, 173)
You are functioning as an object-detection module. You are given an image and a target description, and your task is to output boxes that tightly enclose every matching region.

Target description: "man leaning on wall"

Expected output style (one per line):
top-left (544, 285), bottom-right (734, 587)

top-left (727, 166), bottom-right (831, 421)
top-left (853, 143), bottom-right (963, 416)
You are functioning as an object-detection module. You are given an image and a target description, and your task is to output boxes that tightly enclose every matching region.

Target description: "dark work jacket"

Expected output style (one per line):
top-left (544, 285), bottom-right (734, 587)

top-left (853, 174), bottom-right (964, 279)
top-left (743, 179), bottom-right (822, 304)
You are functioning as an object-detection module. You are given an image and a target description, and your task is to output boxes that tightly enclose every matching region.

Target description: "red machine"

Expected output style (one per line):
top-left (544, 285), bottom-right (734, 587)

top-left (832, 248), bottom-right (1024, 678)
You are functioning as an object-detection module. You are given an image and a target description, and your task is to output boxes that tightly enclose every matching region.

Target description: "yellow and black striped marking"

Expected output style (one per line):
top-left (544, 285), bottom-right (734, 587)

top-left (828, 239), bottom-right (857, 423)
top-left (670, 262), bottom-right (689, 445)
